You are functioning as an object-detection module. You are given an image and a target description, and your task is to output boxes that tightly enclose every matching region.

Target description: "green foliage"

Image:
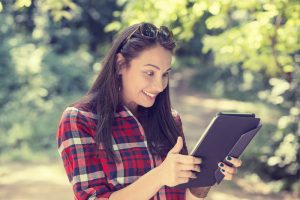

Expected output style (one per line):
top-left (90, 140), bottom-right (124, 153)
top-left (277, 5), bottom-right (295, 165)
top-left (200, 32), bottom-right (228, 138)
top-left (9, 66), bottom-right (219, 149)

top-left (199, 0), bottom-right (299, 191)
top-left (0, 0), bottom-right (118, 160)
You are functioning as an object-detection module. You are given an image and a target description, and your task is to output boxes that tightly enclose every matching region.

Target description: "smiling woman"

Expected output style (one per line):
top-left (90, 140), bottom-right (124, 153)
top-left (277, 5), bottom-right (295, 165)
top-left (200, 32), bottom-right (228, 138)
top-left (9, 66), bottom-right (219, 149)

top-left (56, 22), bottom-right (242, 200)
top-left (117, 45), bottom-right (172, 113)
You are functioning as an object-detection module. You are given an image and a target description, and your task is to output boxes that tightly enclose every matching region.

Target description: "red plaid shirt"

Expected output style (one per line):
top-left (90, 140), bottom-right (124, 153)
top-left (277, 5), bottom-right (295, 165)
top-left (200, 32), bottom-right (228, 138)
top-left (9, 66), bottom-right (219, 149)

top-left (56, 105), bottom-right (186, 200)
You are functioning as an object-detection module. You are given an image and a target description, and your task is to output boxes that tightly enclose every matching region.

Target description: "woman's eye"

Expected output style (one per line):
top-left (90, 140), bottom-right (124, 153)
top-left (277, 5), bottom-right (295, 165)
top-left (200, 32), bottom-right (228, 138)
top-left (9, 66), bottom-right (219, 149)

top-left (144, 71), bottom-right (170, 78)
top-left (163, 72), bottom-right (170, 77)
top-left (145, 71), bottom-right (154, 76)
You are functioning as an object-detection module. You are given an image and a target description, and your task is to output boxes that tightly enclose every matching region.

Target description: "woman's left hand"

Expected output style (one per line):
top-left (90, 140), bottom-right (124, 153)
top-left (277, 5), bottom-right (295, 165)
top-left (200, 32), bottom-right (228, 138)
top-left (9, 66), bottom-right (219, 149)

top-left (218, 156), bottom-right (242, 180)
top-left (186, 156), bottom-right (243, 199)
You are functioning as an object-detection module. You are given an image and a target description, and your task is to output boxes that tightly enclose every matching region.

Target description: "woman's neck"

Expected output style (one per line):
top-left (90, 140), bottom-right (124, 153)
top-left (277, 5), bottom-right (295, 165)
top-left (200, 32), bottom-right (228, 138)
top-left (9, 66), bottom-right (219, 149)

top-left (125, 101), bottom-right (138, 117)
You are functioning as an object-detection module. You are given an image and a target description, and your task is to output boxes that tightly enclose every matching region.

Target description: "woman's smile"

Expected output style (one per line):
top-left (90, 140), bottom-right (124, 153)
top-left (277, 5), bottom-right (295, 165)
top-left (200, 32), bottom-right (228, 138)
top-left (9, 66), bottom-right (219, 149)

top-left (142, 90), bottom-right (157, 99)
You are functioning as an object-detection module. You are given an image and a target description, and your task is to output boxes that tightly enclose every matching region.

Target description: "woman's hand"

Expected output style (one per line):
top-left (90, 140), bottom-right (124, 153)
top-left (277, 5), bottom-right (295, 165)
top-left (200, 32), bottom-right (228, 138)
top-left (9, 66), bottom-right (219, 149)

top-left (218, 156), bottom-right (242, 180)
top-left (187, 156), bottom-right (242, 199)
top-left (156, 137), bottom-right (202, 187)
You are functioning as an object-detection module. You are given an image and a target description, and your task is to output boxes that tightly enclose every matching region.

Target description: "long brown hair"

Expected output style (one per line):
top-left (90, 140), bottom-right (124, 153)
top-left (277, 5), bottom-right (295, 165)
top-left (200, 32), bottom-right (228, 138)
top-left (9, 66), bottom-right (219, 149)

top-left (73, 23), bottom-right (188, 161)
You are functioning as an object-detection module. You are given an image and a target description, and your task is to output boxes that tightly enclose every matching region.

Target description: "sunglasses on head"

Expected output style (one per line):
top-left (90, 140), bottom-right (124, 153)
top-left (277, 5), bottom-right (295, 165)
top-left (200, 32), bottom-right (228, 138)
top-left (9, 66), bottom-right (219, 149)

top-left (124, 23), bottom-right (174, 45)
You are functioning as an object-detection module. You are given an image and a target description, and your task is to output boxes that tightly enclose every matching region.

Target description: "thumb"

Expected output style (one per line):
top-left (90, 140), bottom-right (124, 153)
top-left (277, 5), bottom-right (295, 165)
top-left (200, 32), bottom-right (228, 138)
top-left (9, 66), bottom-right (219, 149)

top-left (169, 137), bottom-right (183, 154)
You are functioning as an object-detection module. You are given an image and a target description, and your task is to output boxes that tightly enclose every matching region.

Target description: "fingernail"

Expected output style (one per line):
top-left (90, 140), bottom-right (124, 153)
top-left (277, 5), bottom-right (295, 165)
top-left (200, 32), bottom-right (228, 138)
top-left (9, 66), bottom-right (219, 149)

top-left (218, 163), bottom-right (224, 168)
top-left (196, 166), bottom-right (201, 172)
top-left (226, 156), bottom-right (232, 161)
top-left (192, 172), bottom-right (197, 178)
top-left (220, 169), bottom-right (225, 173)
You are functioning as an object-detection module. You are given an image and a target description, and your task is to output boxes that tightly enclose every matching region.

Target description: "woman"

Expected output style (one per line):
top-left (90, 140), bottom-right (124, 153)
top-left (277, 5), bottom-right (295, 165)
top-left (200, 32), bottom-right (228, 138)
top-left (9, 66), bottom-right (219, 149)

top-left (56, 22), bottom-right (242, 200)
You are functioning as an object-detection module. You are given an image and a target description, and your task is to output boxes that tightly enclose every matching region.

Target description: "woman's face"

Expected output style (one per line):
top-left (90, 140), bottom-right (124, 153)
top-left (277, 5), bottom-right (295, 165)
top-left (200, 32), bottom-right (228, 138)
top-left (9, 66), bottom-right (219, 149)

top-left (118, 44), bottom-right (172, 112)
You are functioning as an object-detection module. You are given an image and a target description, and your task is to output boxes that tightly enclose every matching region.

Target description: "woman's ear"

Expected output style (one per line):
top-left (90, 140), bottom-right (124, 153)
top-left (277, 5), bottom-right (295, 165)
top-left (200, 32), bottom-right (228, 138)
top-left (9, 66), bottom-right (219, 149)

top-left (116, 53), bottom-right (126, 75)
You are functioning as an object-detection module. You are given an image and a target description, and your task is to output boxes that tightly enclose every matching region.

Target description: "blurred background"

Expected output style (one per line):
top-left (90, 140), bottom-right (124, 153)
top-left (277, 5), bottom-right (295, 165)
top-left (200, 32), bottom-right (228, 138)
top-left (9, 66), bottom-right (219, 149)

top-left (0, 0), bottom-right (299, 199)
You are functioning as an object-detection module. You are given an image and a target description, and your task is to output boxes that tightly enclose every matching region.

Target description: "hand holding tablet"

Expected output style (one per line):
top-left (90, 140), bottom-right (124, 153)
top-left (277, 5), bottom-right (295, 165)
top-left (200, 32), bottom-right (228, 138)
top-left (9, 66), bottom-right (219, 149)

top-left (176, 112), bottom-right (262, 188)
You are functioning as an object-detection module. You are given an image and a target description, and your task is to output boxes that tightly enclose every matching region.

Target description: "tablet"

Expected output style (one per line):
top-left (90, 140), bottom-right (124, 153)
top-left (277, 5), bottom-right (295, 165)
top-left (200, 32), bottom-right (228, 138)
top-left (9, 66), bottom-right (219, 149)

top-left (175, 112), bottom-right (262, 188)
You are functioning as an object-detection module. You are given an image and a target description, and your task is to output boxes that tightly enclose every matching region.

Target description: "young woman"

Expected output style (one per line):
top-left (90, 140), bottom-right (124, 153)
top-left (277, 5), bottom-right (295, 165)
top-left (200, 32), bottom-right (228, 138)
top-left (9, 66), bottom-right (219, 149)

top-left (56, 22), bottom-right (242, 200)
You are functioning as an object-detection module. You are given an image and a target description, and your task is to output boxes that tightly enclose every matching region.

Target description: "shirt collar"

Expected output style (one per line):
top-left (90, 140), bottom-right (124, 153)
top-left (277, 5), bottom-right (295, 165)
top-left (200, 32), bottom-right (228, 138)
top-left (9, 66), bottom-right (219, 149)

top-left (115, 104), bottom-right (135, 118)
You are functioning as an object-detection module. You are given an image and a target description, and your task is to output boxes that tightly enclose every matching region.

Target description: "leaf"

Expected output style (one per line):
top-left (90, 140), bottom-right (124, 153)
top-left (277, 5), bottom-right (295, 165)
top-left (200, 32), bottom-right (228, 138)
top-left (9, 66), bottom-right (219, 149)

top-left (283, 65), bottom-right (294, 73)
top-left (13, 0), bottom-right (32, 10)
top-left (0, 2), bottom-right (3, 12)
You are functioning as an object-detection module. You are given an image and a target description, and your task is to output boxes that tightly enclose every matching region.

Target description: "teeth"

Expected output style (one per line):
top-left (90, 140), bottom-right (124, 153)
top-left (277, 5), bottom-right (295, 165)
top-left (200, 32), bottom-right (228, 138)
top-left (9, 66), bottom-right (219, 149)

top-left (143, 90), bottom-right (156, 98)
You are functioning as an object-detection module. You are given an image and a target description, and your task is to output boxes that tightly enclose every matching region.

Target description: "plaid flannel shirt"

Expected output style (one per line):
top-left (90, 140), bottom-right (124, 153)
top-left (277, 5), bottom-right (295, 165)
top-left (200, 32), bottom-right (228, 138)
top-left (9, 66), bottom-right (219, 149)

top-left (56, 105), bottom-right (186, 200)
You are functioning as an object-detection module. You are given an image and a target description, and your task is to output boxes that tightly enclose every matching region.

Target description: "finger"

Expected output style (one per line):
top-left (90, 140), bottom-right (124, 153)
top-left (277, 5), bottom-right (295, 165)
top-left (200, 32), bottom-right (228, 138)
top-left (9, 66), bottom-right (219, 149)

top-left (169, 137), bottom-right (183, 154)
top-left (178, 171), bottom-right (197, 179)
top-left (178, 163), bottom-right (201, 172)
top-left (220, 168), bottom-right (233, 180)
top-left (218, 162), bottom-right (237, 174)
top-left (225, 156), bottom-right (242, 167)
top-left (177, 177), bottom-right (190, 184)
top-left (176, 154), bottom-right (202, 164)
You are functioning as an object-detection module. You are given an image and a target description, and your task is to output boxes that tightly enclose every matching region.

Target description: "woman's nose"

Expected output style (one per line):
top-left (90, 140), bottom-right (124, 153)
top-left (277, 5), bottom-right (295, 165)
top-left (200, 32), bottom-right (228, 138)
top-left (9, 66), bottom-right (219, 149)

top-left (153, 78), bottom-right (166, 92)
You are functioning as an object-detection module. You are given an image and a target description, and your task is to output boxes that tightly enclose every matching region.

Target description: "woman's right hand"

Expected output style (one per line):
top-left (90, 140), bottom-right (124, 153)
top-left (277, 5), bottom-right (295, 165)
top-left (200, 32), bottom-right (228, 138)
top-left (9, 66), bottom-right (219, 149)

top-left (156, 137), bottom-right (202, 187)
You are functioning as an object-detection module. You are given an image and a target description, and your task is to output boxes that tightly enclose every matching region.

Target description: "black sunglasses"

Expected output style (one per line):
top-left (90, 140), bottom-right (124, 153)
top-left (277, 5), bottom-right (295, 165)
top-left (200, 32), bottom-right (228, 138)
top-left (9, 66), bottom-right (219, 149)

top-left (123, 23), bottom-right (174, 46)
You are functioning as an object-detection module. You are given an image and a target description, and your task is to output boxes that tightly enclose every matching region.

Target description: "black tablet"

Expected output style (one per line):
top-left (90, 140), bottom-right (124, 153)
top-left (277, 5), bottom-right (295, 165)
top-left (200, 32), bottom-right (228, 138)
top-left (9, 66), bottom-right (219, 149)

top-left (175, 112), bottom-right (262, 188)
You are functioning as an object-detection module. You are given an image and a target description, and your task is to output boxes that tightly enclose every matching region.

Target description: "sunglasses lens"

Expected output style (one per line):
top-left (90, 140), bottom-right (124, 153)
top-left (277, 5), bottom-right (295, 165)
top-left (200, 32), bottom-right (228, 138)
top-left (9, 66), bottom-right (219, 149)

top-left (141, 23), bottom-right (157, 38)
top-left (159, 26), bottom-right (173, 42)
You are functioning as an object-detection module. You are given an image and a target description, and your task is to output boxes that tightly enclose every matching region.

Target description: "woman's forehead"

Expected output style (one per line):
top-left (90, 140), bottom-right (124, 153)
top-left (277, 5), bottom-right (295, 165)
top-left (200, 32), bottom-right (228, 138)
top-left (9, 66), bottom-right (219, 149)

top-left (132, 46), bottom-right (173, 69)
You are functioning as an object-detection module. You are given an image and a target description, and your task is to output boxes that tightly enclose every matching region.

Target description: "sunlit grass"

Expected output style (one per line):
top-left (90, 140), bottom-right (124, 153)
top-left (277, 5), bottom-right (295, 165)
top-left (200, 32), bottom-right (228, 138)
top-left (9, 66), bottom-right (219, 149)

top-left (0, 161), bottom-right (68, 186)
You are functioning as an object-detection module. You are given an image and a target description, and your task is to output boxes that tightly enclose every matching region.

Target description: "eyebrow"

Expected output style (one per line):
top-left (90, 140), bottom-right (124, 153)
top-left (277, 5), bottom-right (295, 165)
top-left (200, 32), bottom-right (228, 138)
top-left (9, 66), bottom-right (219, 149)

top-left (143, 64), bottom-right (172, 72)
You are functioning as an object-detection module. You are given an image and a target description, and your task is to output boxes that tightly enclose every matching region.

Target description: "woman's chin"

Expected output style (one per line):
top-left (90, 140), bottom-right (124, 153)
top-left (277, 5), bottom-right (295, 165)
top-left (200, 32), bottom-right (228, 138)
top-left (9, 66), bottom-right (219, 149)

top-left (138, 99), bottom-right (156, 108)
top-left (140, 102), bottom-right (155, 108)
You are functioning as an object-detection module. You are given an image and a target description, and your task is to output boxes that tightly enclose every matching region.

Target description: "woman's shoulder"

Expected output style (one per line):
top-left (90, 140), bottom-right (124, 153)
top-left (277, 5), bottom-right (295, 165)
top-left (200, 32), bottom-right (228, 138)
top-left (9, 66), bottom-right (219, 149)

top-left (57, 104), bottom-right (98, 135)
top-left (57, 105), bottom-right (97, 142)
top-left (61, 104), bottom-right (97, 121)
top-left (56, 105), bottom-right (98, 154)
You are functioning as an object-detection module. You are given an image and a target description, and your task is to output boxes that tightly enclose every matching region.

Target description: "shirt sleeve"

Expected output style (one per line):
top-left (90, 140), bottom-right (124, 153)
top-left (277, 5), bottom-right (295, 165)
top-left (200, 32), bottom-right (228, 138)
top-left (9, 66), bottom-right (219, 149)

top-left (56, 107), bottom-right (113, 200)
